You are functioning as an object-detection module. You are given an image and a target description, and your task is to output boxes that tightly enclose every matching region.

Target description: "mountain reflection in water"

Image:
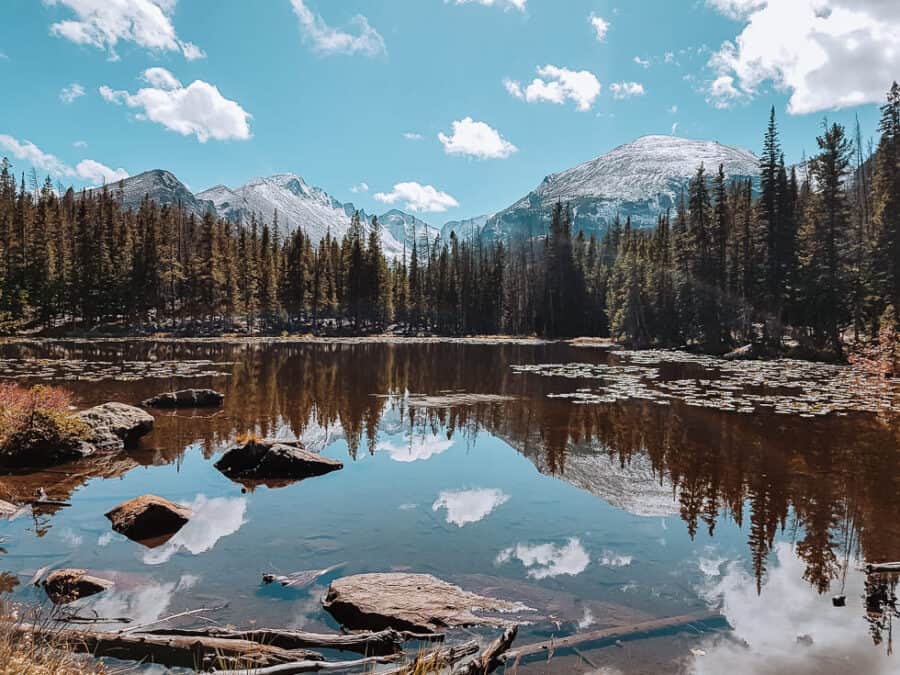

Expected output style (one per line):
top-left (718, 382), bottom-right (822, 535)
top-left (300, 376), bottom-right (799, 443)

top-left (0, 338), bottom-right (896, 672)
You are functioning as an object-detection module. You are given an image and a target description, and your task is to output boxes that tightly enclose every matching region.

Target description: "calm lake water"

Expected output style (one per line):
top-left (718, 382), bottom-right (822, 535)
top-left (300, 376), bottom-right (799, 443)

top-left (0, 338), bottom-right (897, 674)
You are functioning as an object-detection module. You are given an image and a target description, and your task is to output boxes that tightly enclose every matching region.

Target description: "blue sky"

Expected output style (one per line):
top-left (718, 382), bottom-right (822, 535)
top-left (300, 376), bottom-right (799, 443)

top-left (0, 0), bottom-right (896, 222)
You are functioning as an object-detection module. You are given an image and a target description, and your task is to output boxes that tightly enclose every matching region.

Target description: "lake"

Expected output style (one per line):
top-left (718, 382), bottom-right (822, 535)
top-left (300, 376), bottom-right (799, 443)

top-left (0, 338), bottom-right (897, 674)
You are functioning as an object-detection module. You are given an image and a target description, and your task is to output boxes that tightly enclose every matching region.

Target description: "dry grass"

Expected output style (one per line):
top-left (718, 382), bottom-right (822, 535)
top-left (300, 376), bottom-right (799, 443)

top-left (0, 603), bottom-right (108, 675)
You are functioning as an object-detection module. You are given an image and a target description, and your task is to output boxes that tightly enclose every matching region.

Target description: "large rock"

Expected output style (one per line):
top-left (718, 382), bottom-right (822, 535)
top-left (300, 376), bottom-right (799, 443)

top-left (323, 573), bottom-right (529, 632)
top-left (143, 389), bottom-right (224, 409)
top-left (105, 494), bottom-right (191, 547)
top-left (75, 403), bottom-right (154, 452)
top-left (215, 439), bottom-right (342, 487)
top-left (42, 569), bottom-right (113, 604)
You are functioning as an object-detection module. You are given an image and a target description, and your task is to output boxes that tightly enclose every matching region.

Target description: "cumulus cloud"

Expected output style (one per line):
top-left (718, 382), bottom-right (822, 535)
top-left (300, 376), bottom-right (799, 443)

top-left (599, 550), bottom-right (634, 567)
top-left (45, 0), bottom-right (203, 61)
top-left (376, 432), bottom-right (455, 461)
top-left (609, 81), bottom-right (645, 99)
top-left (672, 122), bottom-right (680, 135)
top-left (0, 133), bottom-right (127, 184)
top-left (432, 488), bottom-right (510, 526)
top-left (496, 538), bottom-right (590, 579)
top-left (691, 542), bottom-right (896, 674)
top-left (633, 56), bottom-right (650, 68)
top-left (589, 13), bottom-right (609, 41)
top-left (706, 0), bottom-right (767, 20)
top-left (449, 0), bottom-right (527, 11)
top-left (350, 181), bottom-right (369, 193)
top-left (100, 67), bottom-right (251, 143)
top-left (504, 65), bottom-right (601, 112)
top-left (142, 495), bottom-right (247, 565)
top-left (707, 0), bottom-right (900, 114)
top-left (60, 82), bottom-right (85, 103)
top-left (290, 0), bottom-right (385, 57)
top-left (438, 117), bottom-right (517, 159)
top-left (402, 132), bottom-right (423, 141)
top-left (374, 182), bottom-right (459, 213)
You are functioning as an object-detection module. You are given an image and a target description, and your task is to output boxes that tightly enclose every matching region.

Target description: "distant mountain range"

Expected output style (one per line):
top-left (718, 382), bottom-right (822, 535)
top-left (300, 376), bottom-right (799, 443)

top-left (103, 135), bottom-right (761, 257)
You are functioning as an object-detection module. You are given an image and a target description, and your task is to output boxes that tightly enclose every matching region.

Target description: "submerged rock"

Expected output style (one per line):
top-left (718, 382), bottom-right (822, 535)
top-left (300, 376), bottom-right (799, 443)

top-left (215, 439), bottom-right (342, 486)
top-left (105, 494), bottom-right (191, 547)
top-left (143, 389), bottom-right (224, 408)
top-left (43, 569), bottom-right (113, 604)
top-left (75, 403), bottom-right (154, 452)
top-left (322, 572), bottom-right (529, 632)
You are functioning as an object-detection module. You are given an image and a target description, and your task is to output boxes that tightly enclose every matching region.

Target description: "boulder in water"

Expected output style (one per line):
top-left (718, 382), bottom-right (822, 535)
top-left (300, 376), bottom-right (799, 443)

top-left (143, 389), bottom-right (224, 408)
top-left (215, 439), bottom-right (342, 486)
top-left (75, 403), bottom-right (154, 451)
top-left (105, 494), bottom-right (191, 547)
top-left (43, 568), bottom-right (113, 604)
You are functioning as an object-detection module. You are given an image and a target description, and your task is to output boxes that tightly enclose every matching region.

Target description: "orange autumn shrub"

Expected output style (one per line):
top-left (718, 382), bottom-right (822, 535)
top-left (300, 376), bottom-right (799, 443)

top-left (0, 383), bottom-right (87, 452)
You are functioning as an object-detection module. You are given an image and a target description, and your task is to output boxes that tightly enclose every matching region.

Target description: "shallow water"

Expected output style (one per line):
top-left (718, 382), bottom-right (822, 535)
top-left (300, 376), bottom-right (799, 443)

top-left (0, 339), bottom-right (897, 674)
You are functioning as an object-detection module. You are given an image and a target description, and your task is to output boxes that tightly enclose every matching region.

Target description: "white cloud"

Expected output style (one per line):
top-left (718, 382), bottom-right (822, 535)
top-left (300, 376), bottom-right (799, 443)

top-left (375, 432), bottom-right (454, 461)
top-left (496, 538), bottom-right (590, 579)
top-left (438, 117), bottom-right (517, 159)
top-left (672, 122), bottom-right (680, 135)
top-left (669, 104), bottom-right (679, 113)
top-left (60, 82), bottom-right (85, 104)
top-left (665, 51), bottom-right (676, 64)
top-left (707, 0), bottom-right (900, 114)
top-left (45, 0), bottom-right (203, 61)
top-left (73, 140), bottom-right (88, 148)
top-left (633, 56), bottom-right (650, 68)
top-left (609, 81), bottom-right (646, 99)
top-left (706, 0), bottom-right (767, 20)
top-left (691, 542), bottom-right (896, 675)
top-left (504, 65), bottom-right (602, 112)
top-left (289, 0), bottom-right (385, 57)
top-left (374, 182), bottom-right (459, 213)
top-left (432, 488), bottom-right (510, 526)
top-left (402, 132), bottom-right (423, 141)
top-left (589, 14), bottom-right (609, 41)
top-left (449, 0), bottom-right (527, 11)
top-left (350, 181), bottom-right (369, 193)
top-left (142, 495), bottom-right (247, 565)
top-left (0, 133), bottom-right (127, 184)
top-left (100, 67), bottom-right (251, 143)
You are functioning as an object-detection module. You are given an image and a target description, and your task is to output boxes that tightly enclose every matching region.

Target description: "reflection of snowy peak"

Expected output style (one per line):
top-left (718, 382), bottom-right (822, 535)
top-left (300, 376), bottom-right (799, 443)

top-left (483, 135), bottom-right (759, 240)
top-left (529, 446), bottom-right (679, 517)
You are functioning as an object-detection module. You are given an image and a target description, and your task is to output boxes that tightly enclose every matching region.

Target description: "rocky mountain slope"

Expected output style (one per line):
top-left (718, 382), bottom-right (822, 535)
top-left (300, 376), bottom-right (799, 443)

top-left (482, 135), bottom-right (759, 241)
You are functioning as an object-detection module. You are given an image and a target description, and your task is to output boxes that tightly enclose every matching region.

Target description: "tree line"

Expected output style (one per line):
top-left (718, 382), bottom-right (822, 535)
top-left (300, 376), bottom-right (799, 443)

top-left (0, 84), bottom-right (898, 358)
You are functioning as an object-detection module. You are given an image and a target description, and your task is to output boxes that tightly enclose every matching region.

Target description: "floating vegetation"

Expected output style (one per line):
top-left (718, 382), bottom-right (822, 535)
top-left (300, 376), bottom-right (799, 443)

top-left (0, 358), bottom-right (232, 382)
top-left (513, 350), bottom-right (900, 418)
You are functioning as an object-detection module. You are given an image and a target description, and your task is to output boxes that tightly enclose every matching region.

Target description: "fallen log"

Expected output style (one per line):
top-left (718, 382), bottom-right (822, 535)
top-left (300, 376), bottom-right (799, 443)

top-left (212, 654), bottom-right (401, 675)
top-left (502, 610), bottom-right (723, 662)
top-left (11, 622), bottom-right (324, 670)
top-left (142, 626), bottom-right (442, 656)
top-left (454, 626), bottom-right (517, 675)
top-left (866, 562), bottom-right (900, 574)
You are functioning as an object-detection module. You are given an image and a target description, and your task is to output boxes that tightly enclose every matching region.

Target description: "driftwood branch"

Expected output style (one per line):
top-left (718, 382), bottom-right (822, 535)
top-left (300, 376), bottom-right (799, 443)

top-left (12, 622), bottom-right (324, 670)
top-left (119, 603), bottom-right (228, 634)
top-left (143, 626), bottom-right (440, 656)
top-left (503, 610), bottom-right (722, 662)
top-left (454, 626), bottom-right (518, 675)
top-left (866, 562), bottom-right (900, 574)
top-left (213, 654), bottom-right (401, 675)
top-left (262, 563), bottom-right (345, 589)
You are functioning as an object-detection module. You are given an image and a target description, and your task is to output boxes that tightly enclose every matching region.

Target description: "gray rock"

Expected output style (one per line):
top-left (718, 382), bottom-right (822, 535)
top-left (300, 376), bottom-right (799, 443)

top-left (43, 568), bottom-right (113, 604)
top-left (323, 573), bottom-right (529, 632)
top-left (215, 438), bottom-right (342, 485)
top-left (143, 389), bottom-right (224, 408)
top-left (75, 403), bottom-right (154, 451)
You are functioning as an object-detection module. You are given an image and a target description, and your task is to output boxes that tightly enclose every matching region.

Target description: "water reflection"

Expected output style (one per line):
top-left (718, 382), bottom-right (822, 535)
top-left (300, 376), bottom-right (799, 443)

top-left (693, 542), bottom-right (896, 674)
top-left (0, 338), bottom-right (897, 668)
top-left (142, 495), bottom-right (247, 565)
top-left (432, 488), bottom-right (510, 527)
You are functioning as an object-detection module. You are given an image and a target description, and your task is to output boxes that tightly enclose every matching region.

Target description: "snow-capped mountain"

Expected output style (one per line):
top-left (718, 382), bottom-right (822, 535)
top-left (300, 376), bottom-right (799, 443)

top-left (102, 169), bottom-right (214, 220)
top-left (441, 214), bottom-right (491, 242)
top-left (379, 209), bottom-right (441, 255)
top-left (482, 135), bottom-right (759, 241)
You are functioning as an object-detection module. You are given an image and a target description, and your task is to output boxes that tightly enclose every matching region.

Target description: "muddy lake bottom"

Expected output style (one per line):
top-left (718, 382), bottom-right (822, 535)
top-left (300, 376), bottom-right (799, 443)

top-left (0, 338), bottom-right (897, 674)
